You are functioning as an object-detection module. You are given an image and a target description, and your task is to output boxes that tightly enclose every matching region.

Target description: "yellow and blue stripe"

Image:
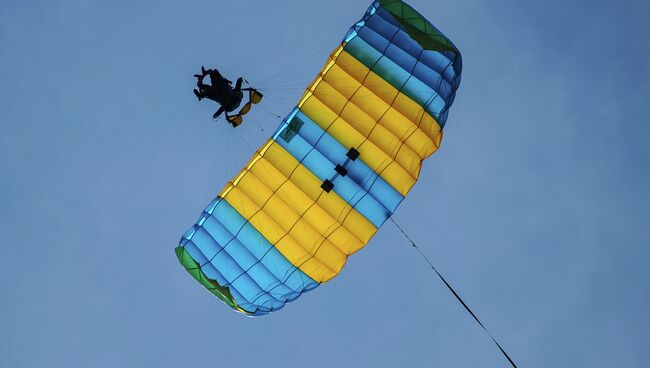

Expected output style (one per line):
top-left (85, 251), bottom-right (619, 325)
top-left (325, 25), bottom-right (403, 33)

top-left (176, 0), bottom-right (462, 316)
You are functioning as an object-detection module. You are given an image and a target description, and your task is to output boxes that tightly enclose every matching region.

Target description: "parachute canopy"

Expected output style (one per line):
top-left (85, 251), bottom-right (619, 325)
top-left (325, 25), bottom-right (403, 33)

top-left (176, 0), bottom-right (462, 316)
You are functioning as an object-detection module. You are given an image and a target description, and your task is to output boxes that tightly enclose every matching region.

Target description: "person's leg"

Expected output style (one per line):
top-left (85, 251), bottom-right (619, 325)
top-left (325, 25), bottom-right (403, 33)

top-left (212, 106), bottom-right (224, 119)
top-left (195, 75), bottom-right (204, 88)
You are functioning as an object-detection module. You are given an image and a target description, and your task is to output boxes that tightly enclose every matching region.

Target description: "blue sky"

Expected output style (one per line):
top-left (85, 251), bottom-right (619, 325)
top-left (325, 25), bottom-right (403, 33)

top-left (1, 0), bottom-right (649, 367)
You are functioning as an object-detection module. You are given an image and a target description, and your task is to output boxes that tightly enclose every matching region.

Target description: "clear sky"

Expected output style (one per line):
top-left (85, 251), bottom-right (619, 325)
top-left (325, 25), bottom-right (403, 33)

top-left (1, 0), bottom-right (649, 367)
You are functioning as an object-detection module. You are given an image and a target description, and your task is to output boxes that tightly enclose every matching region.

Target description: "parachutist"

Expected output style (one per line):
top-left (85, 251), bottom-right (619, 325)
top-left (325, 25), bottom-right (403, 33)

top-left (194, 68), bottom-right (242, 111)
top-left (193, 66), bottom-right (263, 127)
